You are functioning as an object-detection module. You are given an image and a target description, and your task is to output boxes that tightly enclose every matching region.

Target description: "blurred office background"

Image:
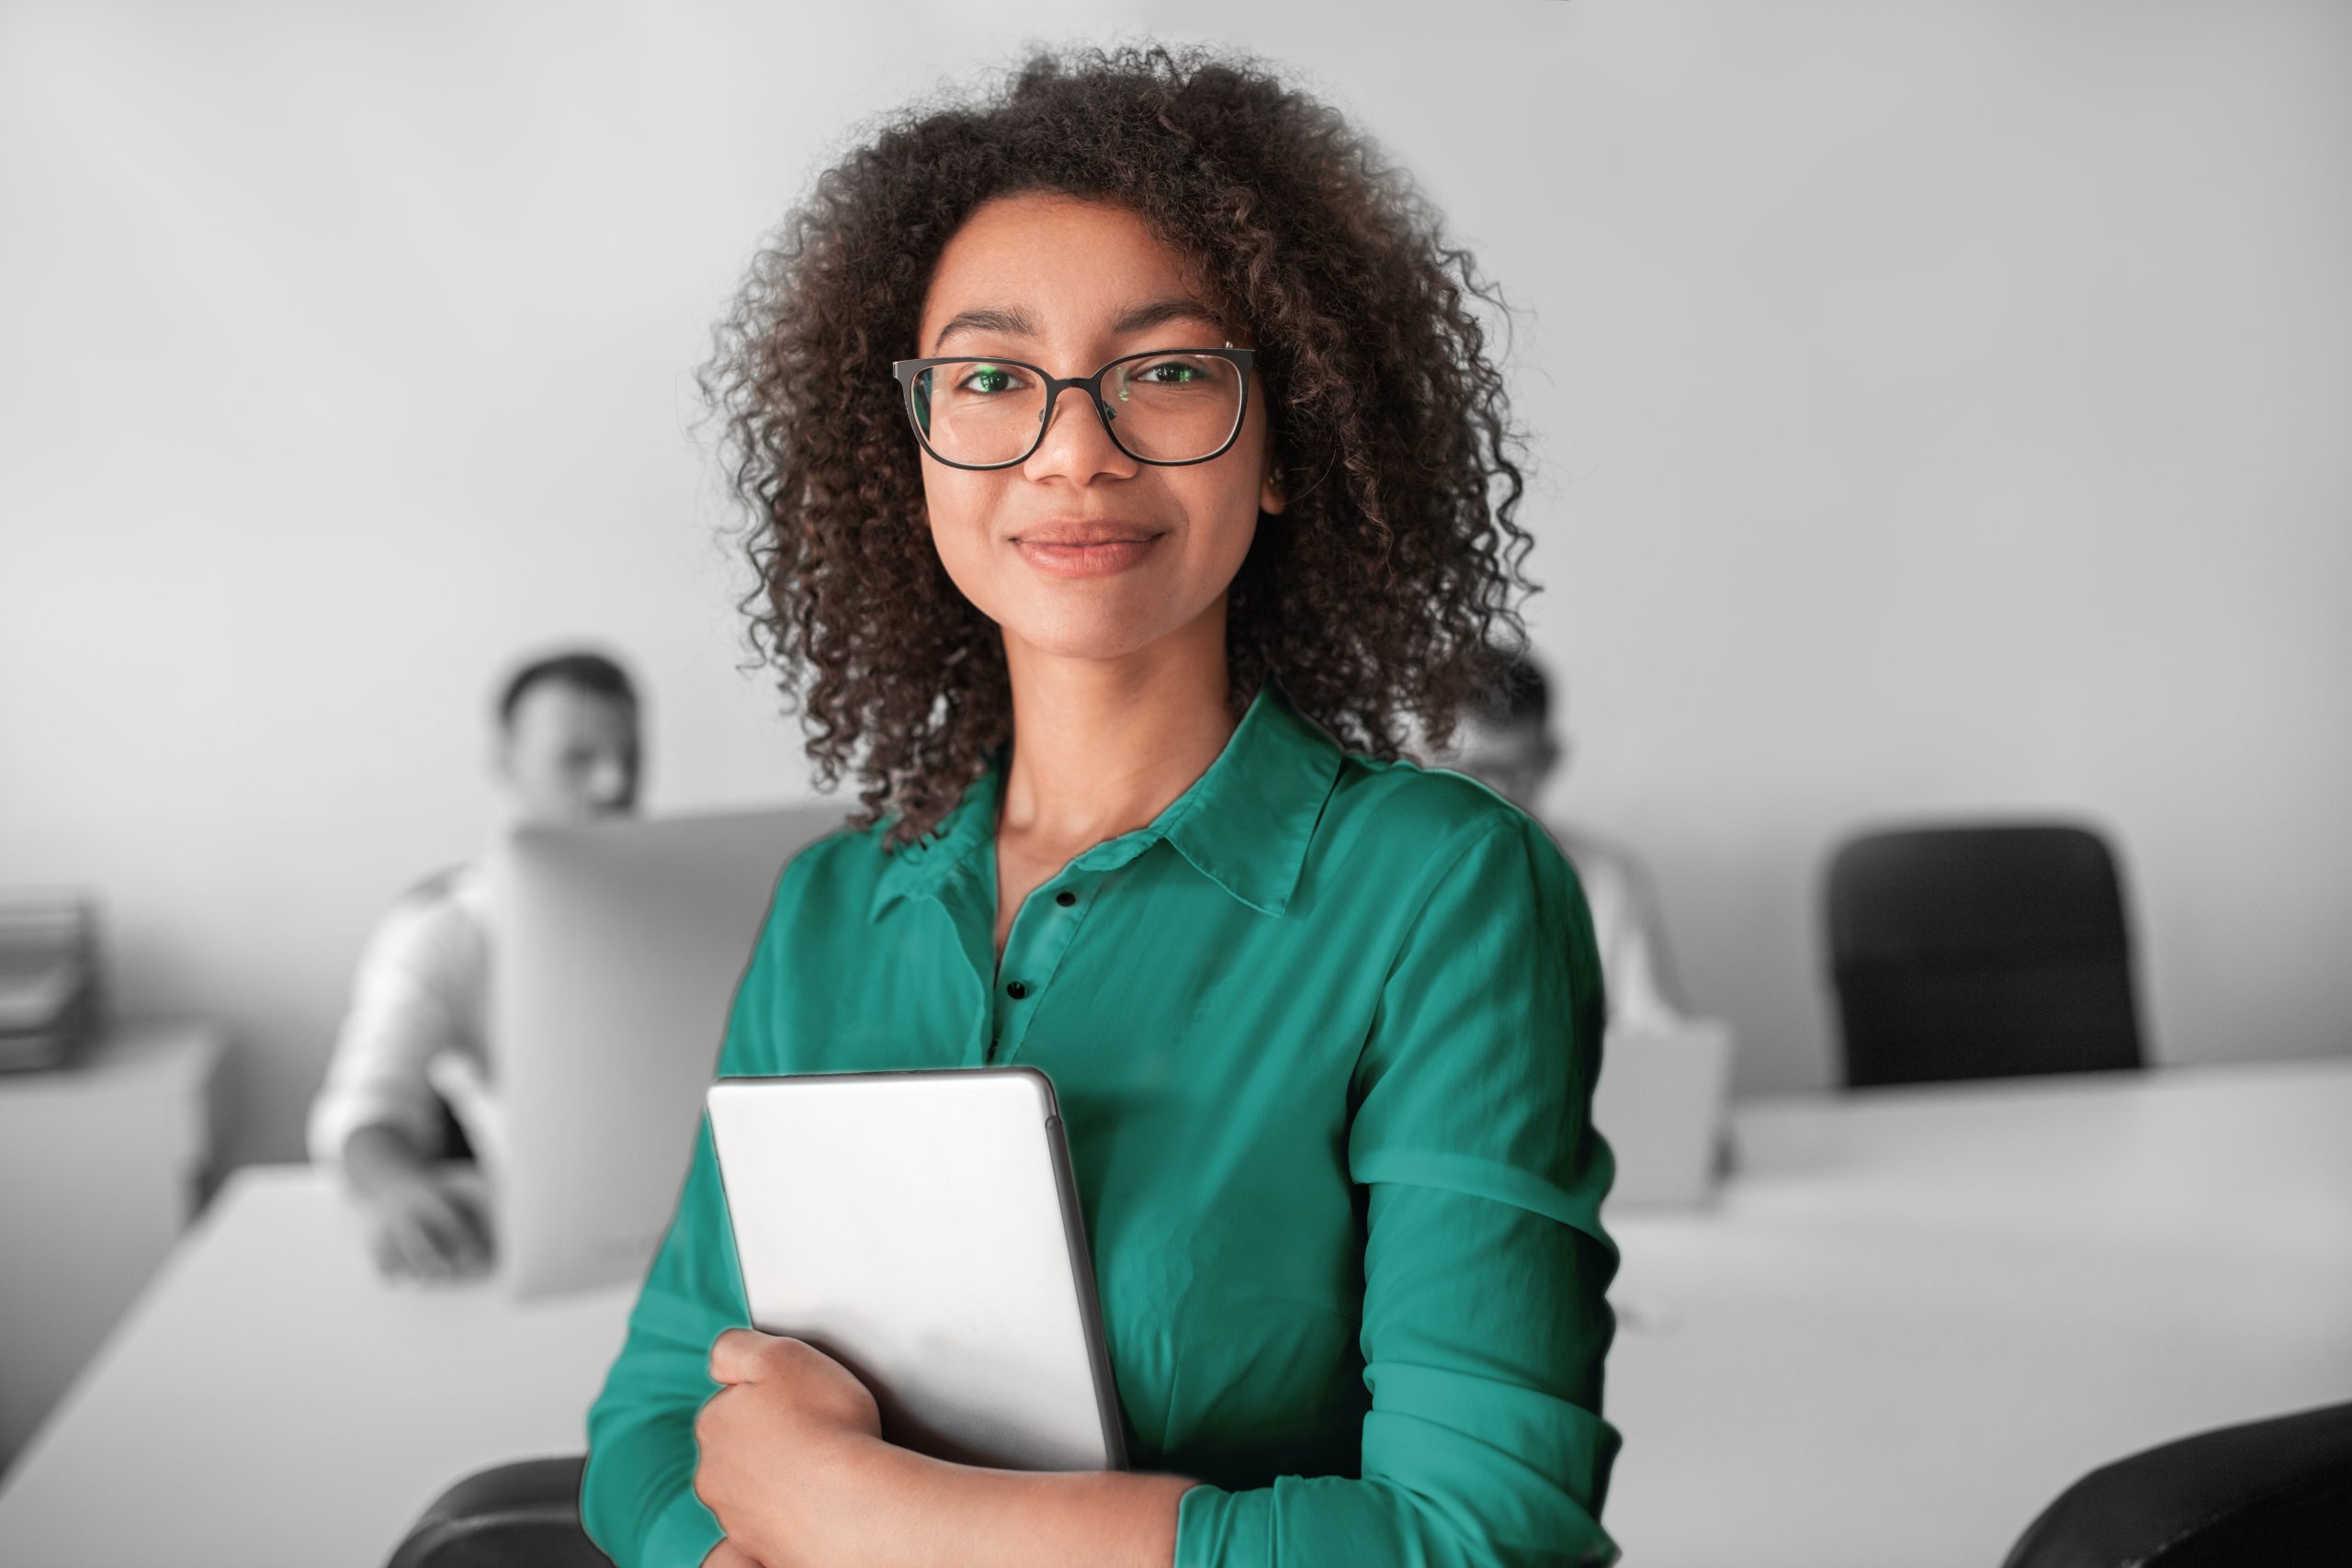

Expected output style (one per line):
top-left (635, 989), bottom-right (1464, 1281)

top-left (9, 0), bottom-right (2346, 1175)
top-left (2, 0), bottom-right (2348, 1529)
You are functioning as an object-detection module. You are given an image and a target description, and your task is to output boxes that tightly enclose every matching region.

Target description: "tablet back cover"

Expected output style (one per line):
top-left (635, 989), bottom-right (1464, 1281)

top-left (706, 1067), bottom-right (1125, 1472)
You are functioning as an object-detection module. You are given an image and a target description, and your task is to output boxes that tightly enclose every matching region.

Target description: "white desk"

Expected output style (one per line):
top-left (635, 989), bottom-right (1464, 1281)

top-left (0, 1167), bottom-right (635, 1566)
top-left (0, 1058), bottom-right (2345, 1567)
top-left (1602, 1055), bottom-right (2352, 1566)
top-left (0, 1021), bottom-right (221, 1472)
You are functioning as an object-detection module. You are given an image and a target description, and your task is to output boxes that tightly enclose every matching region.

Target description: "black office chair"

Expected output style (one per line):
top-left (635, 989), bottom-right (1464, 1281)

top-left (2001, 1399), bottom-right (2352, 1567)
top-left (1825, 822), bottom-right (2145, 1089)
top-left (377, 1104), bottom-right (582, 1566)
top-left (386, 1455), bottom-right (607, 1568)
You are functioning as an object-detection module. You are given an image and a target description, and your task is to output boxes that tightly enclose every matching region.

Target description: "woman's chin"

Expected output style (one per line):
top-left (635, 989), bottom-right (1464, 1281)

top-left (1002, 605), bottom-right (1172, 664)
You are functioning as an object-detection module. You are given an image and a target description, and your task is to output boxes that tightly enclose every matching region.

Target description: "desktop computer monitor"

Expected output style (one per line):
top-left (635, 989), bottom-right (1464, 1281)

top-left (484, 802), bottom-right (850, 1299)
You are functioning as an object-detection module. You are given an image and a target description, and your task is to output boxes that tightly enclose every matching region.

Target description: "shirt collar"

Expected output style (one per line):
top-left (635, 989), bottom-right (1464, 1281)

top-left (869, 676), bottom-right (1343, 921)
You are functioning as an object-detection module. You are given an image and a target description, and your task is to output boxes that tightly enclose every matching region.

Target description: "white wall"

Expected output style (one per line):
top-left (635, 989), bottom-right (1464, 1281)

top-left (2, 2), bottom-right (2345, 1175)
top-left (1541, 2), bottom-right (2352, 1090)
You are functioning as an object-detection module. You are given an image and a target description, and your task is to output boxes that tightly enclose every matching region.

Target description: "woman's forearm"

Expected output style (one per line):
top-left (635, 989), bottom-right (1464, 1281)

top-left (846, 1441), bottom-right (1197, 1568)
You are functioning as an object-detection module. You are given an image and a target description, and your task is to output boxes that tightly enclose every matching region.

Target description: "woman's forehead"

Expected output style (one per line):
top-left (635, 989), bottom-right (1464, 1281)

top-left (917, 192), bottom-right (1224, 350)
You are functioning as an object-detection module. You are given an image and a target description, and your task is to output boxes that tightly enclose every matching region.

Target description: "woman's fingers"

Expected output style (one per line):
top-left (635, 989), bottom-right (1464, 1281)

top-left (709, 1327), bottom-right (784, 1385)
top-left (701, 1539), bottom-right (762, 1568)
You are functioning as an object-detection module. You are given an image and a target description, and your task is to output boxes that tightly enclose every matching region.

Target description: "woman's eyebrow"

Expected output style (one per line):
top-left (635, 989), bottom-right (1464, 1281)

top-left (1109, 298), bottom-right (1224, 337)
top-left (932, 307), bottom-right (1038, 352)
top-left (931, 298), bottom-right (1222, 353)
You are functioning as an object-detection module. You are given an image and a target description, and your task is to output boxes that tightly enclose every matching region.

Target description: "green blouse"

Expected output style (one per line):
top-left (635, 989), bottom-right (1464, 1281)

top-left (581, 677), bottom-right (1622, 1567)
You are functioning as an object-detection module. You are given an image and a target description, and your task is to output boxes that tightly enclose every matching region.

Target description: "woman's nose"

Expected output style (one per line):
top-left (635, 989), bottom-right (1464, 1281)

top-left (1023, 383), bottom-right (1135, 481)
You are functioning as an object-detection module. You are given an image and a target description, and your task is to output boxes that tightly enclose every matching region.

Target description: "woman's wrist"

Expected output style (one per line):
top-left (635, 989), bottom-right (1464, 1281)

top-left (844, 1441), bottom-right (1195, 1568)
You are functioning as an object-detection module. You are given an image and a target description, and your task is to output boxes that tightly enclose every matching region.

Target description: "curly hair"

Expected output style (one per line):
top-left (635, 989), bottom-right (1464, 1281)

top-left (707, 40), bottom-right (1542, 849)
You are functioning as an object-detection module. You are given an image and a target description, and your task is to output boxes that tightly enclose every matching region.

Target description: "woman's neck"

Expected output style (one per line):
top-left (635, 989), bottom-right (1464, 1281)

top-left (995, 624), bottom-right (1241, 855)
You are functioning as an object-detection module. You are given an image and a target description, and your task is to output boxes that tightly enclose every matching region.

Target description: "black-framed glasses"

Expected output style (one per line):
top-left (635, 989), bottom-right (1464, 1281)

top-left (889, 347), bottom-right (1256, 470)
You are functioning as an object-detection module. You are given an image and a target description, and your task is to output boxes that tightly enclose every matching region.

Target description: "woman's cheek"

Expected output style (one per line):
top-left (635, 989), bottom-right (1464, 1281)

top-left (923, 514), bottom-right (1008, 624)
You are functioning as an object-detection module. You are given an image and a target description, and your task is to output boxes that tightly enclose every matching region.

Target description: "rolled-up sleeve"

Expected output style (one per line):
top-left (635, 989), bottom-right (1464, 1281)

top-left (306, 894), bottom-right (476, 1173)
top-left (1176, 814), bottom-right (1623, 1567)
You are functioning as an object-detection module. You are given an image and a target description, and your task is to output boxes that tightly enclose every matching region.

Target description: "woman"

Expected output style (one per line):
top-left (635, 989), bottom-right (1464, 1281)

top-left (583, 43), bottom-right (1620, 1568)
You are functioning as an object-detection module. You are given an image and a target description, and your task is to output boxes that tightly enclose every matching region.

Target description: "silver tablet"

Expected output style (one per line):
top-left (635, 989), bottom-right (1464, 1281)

top-left (705, 1066), bottom-right (1126, 1472)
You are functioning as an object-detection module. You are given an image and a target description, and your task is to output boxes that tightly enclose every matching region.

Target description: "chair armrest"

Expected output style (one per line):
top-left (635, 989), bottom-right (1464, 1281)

top-left (386, 1453), bottom-right (612, 1568)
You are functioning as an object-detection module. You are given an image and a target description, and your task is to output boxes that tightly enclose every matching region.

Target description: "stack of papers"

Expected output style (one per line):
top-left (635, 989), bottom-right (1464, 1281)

top-left (0, 894), bottom-right (99, 1072)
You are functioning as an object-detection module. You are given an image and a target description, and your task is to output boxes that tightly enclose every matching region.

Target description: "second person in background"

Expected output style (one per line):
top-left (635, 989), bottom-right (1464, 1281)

top-left (307, 649), bottom-right (642, 1280)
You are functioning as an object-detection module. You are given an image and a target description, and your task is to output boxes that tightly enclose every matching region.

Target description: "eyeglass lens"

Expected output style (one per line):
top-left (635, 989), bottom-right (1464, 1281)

top-left (909, 354), bottom-right (1243, 466)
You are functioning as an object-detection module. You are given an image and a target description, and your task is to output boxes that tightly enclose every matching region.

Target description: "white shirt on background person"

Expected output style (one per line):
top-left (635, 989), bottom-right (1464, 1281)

top-left (304, 863), bottom-right (490, 1178)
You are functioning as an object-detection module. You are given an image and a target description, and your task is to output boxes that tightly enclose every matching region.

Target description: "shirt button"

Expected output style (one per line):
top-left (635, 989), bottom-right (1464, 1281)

top-left (1006, 981), bottom-right (1028, 999)
top-left (1055, 890), bottom-right (1077, 907)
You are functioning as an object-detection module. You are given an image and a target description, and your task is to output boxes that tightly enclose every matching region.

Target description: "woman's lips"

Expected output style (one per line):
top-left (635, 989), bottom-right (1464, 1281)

top-left (1012, 535), bottom-right (1163, 578)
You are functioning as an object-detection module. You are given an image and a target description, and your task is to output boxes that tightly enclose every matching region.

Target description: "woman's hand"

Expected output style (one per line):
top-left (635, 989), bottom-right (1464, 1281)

top-left (694, 1329), bottom-right (889, 1568)
top-left (694, 1327), bottom-right (1193, 1568)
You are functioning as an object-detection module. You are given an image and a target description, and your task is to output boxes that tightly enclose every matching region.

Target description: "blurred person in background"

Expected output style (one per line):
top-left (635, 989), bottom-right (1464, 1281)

top-left (1436, 649), bottom-right (1690, 1037)
top-left (306, 649), bottom-right (643, 1281)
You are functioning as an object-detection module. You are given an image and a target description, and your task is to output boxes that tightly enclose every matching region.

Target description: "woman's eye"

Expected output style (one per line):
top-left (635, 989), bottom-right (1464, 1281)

top-left (957, 365), bottom-right (1020, 394)
top-left (1142, 362), bottom-right (1204, 384)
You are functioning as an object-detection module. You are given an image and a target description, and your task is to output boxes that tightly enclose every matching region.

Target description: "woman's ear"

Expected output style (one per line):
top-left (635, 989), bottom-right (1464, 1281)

top-left (1260, 459), bottom-right (1287, 516)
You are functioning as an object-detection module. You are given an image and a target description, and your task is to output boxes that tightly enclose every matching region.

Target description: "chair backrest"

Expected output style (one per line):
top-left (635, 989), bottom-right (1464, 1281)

top-left (1825, 822), bottom-right (2144, 1089)
top-left (386, 1454), bottom-right (605, 1568)
top-left (2001, 1399), bottom-right (2352, 1568)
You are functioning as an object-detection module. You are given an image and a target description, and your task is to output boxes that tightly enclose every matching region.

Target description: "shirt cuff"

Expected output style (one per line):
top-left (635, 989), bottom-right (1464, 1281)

top-left (306, 1083), bottom-right (446, 1173)
top-left (1175, 1482), bottom-right (1261, 1568)
top-left (639, 1485), bottom-right (725, 1568)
